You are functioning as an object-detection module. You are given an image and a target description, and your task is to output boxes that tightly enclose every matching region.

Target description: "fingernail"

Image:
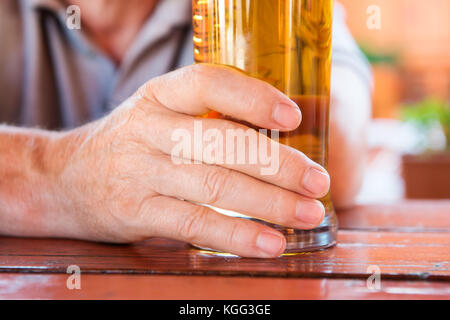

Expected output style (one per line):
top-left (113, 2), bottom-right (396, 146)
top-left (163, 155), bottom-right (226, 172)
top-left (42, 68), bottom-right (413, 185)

top-left (256, 231), bottom-right (285, 256)
top-left (272, 103), bottom-right (301, 129)
top-left (296, 200), bottom-right (325, 227)
top-left (302, 167), bottom-right (330, 196)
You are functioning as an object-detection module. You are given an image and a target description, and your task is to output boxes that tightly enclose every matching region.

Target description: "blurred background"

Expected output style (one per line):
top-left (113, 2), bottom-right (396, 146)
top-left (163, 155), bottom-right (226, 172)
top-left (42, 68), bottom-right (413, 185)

top-left (339, 0), bottom-right (450, 203)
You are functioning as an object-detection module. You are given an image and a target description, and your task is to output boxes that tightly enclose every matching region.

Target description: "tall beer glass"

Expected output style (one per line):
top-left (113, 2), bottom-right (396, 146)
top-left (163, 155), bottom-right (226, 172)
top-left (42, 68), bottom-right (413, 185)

top-left (192, 0), bottom-right (337, 252)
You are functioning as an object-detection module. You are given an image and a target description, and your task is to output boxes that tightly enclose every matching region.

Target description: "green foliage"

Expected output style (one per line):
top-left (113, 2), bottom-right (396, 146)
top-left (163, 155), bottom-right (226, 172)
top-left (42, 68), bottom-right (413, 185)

top-left (402, 98), bottom-right (450, 150)
top-left (358, 43), bottom-right (399, 66)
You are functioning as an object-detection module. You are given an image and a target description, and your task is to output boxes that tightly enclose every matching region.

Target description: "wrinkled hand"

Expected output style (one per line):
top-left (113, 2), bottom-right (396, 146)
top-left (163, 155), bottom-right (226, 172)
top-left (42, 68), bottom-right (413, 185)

top-left (53, 64), bottom-right (330, 258)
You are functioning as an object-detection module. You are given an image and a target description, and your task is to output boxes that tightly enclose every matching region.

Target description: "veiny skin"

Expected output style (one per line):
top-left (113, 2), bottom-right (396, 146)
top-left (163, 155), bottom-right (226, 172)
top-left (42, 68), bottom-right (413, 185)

top-left (0, 64), bottom-right (332, 258)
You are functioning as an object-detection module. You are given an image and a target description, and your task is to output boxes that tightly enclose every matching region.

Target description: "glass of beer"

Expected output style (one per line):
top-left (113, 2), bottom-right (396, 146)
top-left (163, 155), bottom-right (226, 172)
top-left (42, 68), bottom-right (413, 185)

top-left (192, 0), bottom-right (337, 253)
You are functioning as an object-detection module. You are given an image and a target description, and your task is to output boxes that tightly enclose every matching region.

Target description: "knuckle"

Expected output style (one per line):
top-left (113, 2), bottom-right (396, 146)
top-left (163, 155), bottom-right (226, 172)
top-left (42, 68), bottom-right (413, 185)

top-left (202, 169), bottom-right (231, 204)
top-left (178, 206), bottom-right (210, 242)
top-left (250, 81), bottom-right (271, 109)
top-left (137, 79), bottom-right (158, 103)
top-left (226, 221), bottom-right (243, 249)
top-left (245, 90), bottom-right (260, 114)
top-left (183, 64), bottom-right (212, 104)
top-left (187, 63), bottom-right (212, 87)
top-left (262, 188), bottom-right (289, 224)
top-left (278, 149), bottom-right (305, 181)
top-left (249, 80), bottom-right (276, 113)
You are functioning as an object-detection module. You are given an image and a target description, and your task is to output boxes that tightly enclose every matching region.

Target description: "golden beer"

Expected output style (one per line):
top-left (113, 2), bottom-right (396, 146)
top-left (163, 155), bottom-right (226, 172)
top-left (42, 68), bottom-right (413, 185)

top-left (193, 0), bottom-right (337, 252)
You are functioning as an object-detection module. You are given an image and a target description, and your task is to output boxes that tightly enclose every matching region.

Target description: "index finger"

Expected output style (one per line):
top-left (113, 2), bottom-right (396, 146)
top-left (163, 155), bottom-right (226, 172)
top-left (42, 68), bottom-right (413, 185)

top-left (138, 64), bottom-right (302, 131)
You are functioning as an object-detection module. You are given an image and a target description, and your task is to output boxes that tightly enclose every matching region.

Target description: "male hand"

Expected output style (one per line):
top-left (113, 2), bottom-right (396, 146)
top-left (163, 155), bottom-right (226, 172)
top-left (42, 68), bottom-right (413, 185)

top-left (51, 64), bottom-right (330, 258)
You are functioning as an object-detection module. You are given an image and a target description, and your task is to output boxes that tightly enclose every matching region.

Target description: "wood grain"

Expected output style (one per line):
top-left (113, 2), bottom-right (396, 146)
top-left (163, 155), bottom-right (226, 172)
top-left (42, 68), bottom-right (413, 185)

top-left (0, 274), bottom-right (449, 300)
top-left (1, 230), bottom-right (449, 280)
top-left (1, 201), bottom-right (449, 299)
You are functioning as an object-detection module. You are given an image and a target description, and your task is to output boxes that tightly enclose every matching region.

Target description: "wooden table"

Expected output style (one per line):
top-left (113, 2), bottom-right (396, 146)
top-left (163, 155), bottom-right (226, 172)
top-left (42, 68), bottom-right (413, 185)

top-left (1, 200), bottom-right (449, 299)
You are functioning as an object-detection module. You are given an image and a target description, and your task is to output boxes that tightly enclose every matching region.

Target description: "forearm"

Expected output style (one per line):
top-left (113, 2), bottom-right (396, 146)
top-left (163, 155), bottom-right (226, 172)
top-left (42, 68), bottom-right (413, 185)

top-left (328, 65), bottom-right (372, 209)
top-left (0, 125), bottom-right (69, 237)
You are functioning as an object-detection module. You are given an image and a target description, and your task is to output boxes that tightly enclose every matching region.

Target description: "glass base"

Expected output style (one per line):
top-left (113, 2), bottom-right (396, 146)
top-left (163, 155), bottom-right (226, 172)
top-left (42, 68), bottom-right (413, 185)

top-left (255, 213), bottom-right (338, 253)
top-left (193, 208), bottom-right (338, 255)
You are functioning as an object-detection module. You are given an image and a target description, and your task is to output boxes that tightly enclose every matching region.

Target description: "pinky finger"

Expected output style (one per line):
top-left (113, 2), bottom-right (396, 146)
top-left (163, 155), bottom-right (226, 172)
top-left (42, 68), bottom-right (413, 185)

top-left (142, 196), bottom-right (286, 258)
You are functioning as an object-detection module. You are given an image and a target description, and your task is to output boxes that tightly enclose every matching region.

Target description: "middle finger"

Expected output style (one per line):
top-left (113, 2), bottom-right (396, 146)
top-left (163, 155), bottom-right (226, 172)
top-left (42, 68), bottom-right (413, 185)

top-left (148, 155), bottom-right (325, 229)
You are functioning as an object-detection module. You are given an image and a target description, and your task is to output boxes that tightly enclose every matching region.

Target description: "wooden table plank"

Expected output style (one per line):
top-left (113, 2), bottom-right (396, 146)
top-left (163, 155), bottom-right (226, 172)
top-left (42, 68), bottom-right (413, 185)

top-left (0, 274), bottom-right (449, 300)
top-left (1, 230), bottom-right (449, 280)
top-left (1, 201), bottom-right (450, 300)
top-left (338, 200), bottom-right (450, 232)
